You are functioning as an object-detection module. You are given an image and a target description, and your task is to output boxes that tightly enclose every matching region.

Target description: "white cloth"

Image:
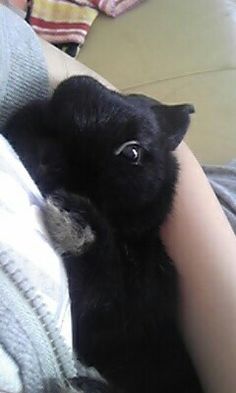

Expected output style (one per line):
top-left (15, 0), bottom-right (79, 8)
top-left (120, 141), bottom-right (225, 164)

top-left (0, 135), bottom-right (72, 348)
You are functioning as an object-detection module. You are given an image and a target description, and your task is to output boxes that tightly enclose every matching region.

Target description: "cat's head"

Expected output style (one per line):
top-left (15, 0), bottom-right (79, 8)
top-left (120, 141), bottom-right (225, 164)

top-left (50, 76), bottom-right (194, 230)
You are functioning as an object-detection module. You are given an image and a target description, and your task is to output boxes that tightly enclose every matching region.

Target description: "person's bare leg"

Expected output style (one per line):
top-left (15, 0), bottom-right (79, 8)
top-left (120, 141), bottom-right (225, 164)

top-left (41, 39), bottom-right (236, 393)
top-left (161, 143), bottom-right (236, 393)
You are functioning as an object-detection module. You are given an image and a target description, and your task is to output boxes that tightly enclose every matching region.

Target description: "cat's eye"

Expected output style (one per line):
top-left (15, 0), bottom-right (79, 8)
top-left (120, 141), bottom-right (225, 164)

top-left (114, 140), bottom-right (143, 165)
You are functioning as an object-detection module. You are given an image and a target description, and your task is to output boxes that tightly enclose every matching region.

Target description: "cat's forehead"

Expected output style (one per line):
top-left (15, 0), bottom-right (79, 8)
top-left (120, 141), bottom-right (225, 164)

top-left (53, 78), bottom-right (161, 152)
top-left (77, 95), bottom-right (159, 145)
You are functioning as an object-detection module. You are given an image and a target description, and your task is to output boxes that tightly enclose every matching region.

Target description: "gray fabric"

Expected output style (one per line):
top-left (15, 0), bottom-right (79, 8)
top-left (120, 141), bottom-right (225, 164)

top-left (0, 268), bottom-right (59, 393)
top-left (0, 7), bottom-right (77, 392)
top-left (204, 160), bottom-right (236, 234)
top-left (0, 261), bottom-right (76, 393)
top-left (0, 5), bottom-right (49, 130)
top-left (0, 344), bottom-right (22, 393)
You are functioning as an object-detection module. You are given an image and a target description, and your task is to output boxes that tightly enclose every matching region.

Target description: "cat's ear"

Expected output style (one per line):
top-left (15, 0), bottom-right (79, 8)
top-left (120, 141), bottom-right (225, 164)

top-left (127, 94), bottom-right (195, 151)
top-left (152, 103), bottom-right (195, 150)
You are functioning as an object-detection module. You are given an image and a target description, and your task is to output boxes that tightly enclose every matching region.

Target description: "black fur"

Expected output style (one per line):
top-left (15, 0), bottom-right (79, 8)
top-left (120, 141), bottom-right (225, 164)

top-left (3, 76), bottom-right (202, 393)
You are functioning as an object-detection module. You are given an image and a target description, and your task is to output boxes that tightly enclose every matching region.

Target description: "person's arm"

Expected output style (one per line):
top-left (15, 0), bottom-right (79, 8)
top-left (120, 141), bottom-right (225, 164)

top-left (161, 142), bottom-right (236, 393)
top-left (41, 38), bottom-right (236, 393)
top-left (40, 38), bottom-right (116, 91)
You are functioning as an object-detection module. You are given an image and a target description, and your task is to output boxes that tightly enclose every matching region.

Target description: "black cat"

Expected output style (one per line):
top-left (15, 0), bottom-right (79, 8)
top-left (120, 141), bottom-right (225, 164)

top-left (3, 76), bottom-right (202, 393)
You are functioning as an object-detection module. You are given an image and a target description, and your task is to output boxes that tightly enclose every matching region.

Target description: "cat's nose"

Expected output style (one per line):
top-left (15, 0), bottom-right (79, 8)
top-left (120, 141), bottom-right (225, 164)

top-left (183, 104), bottom-right (195, 114)
top-left (172, 104), bottom-right (195, 115)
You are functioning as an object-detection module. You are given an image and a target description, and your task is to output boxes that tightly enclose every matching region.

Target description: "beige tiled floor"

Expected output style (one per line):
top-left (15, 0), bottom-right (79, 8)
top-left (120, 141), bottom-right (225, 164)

top-left (79, 0), bottom-right (236, 164)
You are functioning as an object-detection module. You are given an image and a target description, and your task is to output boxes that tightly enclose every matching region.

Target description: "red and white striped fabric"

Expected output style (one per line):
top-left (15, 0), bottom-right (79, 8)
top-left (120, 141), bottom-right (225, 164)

top-left (92, 0), bottom-right (144, 17)
top-left (29, 0), bottom-right (145, 48)
top-left (29, 0), bottom-right (99, 46)
top-left (52, 0), bottom-right (144, 17)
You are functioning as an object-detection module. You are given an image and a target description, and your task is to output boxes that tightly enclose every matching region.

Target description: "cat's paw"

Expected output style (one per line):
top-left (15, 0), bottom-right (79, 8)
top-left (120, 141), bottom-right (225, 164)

top-left (68, 377), bottom-right (116, 393)
top-left (42, 190), bottom-right (95, 256)
top-left (52, 377), bottom-right (116, 393)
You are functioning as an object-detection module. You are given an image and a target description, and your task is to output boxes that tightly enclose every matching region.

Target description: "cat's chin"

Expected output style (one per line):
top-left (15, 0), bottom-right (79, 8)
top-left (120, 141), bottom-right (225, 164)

top-left (101, 199), bottom-right (168, 241)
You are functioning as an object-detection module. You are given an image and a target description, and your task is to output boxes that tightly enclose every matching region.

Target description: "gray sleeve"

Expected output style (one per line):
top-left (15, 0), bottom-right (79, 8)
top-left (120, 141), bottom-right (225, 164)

top-left (0, 5), bottom-right (49, 130)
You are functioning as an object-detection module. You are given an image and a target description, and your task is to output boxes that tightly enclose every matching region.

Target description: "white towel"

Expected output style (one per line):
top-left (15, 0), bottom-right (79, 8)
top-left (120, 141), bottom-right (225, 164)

top-left (0, 135), bottom-right (72, 348)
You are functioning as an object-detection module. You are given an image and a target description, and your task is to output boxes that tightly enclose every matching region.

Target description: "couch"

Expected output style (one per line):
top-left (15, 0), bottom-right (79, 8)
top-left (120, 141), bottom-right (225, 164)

top-left (79, 0), bottom-right (236, 164)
